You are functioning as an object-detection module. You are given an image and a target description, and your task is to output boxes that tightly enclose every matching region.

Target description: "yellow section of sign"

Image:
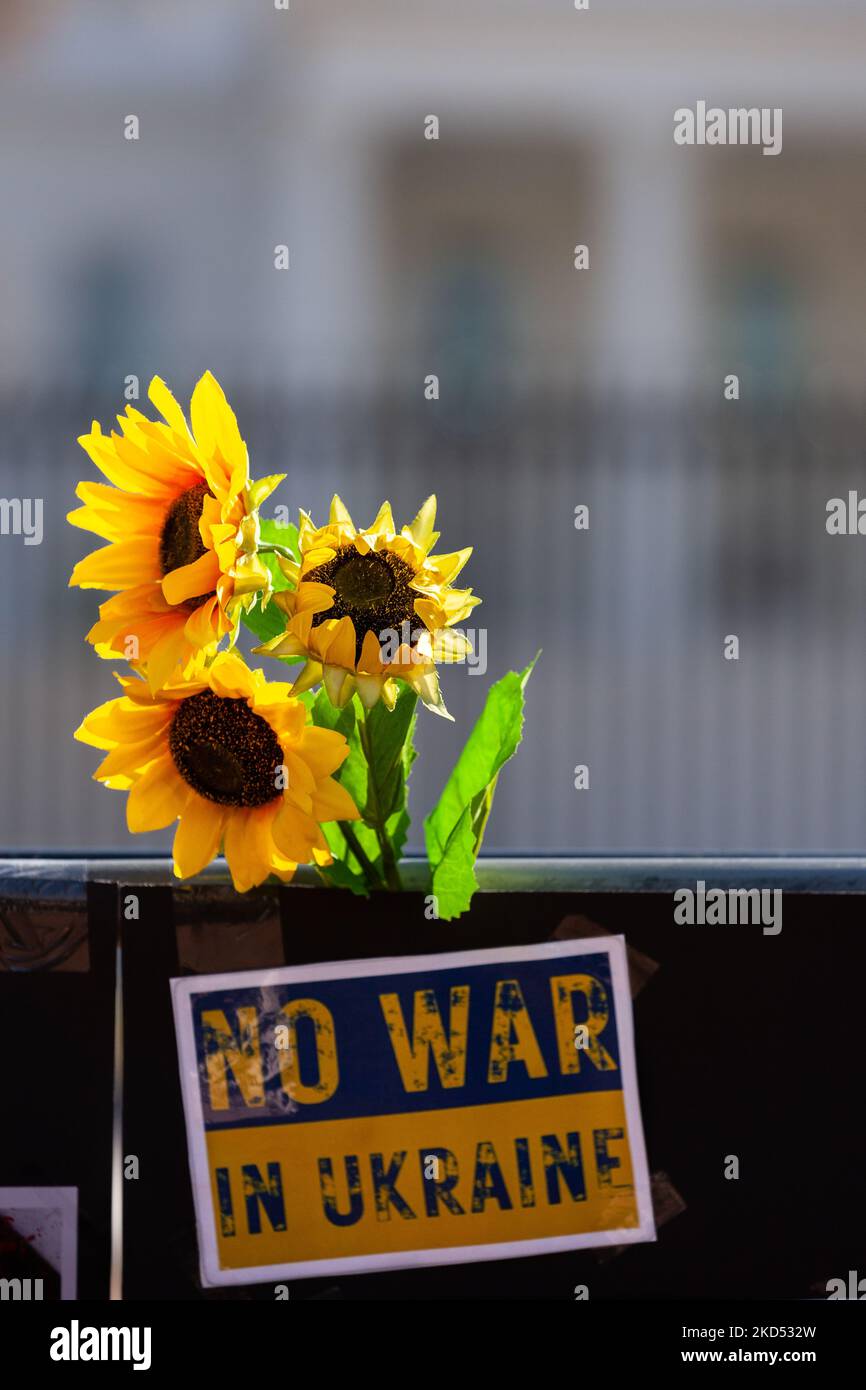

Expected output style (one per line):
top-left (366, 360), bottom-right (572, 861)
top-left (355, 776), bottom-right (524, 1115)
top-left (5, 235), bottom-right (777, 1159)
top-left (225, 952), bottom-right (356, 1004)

top-left (207, 1090), bottom-right (638, 1270)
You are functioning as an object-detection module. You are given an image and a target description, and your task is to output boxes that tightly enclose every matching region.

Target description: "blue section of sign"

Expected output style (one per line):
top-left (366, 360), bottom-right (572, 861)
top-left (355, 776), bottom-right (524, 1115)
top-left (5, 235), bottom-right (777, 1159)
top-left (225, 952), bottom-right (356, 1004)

top-left (192, 950), bottom-right (623, 1130)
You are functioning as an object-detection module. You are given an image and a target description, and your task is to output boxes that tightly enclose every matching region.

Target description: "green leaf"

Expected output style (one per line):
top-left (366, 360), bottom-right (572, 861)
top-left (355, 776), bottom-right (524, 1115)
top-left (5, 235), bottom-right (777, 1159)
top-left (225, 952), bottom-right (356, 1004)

top-left (424, 807), bottom-right (477, 919)
top-left (381, 693), bottom-right (418, 862)
top-left (239, 595), bottom-right (290, 646)
top-left (259, 516), bottom-right (299, 566)
top-left (240, 518), bottom-right (300, 648)
top-left (316, 828), bottom-right (374, 896)
top-left (424, 654), bottom-right (538, 920)
top-left (310, 692), bottom-right (382, 889)
top-left (312, 691), bottom-right (368, 816)
top-left (310, 687), bottom-right (418, 891)
top-left (361, 687), bottom-right (418, 829)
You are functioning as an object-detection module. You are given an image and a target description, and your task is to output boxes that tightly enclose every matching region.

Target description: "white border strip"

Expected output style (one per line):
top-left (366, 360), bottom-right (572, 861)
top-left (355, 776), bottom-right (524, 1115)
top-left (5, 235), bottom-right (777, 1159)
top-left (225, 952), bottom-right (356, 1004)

top-left (171, 936), bottom-right (655, 1286)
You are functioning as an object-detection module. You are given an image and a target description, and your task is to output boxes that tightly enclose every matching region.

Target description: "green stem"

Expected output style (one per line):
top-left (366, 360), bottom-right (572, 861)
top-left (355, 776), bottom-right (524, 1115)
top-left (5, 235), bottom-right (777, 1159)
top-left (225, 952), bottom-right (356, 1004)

top-left (357, 704), bottom-right (404, 892)
top-left (258, 543), bottom-right (297, 562)
top-left (340, 820), bottom-right (384, 890)
top-left (377, 830), bottom-right (404, 894)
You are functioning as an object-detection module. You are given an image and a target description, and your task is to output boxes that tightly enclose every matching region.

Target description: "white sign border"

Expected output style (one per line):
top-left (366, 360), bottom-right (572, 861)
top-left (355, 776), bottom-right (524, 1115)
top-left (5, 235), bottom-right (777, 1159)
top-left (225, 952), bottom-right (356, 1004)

top-left (171, 935), bottom-right (656, 1287)
top-left (0, 1185), bottom-right (78, 1299)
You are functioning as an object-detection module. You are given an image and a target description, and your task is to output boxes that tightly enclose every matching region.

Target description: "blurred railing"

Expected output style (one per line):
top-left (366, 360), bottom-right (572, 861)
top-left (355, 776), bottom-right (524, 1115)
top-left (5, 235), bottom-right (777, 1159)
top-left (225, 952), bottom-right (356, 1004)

top-left (2, 389), bottom-right (866, 855)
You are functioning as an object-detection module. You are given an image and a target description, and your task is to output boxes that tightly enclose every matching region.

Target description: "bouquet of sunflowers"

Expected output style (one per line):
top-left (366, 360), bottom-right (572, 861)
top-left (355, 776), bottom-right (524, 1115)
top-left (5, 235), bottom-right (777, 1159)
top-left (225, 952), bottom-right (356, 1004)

top-left (69, 374), bottom-right (534, 918)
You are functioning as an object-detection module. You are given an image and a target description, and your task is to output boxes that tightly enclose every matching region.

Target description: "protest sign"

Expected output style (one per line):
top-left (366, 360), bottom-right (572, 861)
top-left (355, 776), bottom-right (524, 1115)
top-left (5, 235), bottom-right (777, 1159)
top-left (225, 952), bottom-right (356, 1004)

top-left (172, 937), bottom-right (654, 1284)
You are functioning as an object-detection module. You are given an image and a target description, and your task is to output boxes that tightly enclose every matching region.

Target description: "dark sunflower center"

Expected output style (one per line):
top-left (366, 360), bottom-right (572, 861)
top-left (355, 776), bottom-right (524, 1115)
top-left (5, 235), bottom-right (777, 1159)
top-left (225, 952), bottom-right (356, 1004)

top-left (168, 691), bottom-right (283, 808)
top-left (159, 481), bottom-right (213, 577)
top-left (305, 545), bottom-right (417, 661)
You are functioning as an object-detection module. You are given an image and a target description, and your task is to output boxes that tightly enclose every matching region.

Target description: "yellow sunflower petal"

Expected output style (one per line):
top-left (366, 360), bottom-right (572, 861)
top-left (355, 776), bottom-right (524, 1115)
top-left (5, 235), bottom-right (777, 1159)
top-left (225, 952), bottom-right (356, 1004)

top-left (294, 582), bottom-right (335, 617)
top-left (161, 551), bottom-right (221, 606)
top-left (97, 706), bottom-right (173, 750)
top-left (269, 853), bottom-right (299, 883)
top-left (355, 673), bottom-right (385, 709)
top-left (367, 500), bottom-right (394, 537)
top-left (95, 727), bottom-right (171, 780)
top-left (270, 801), bottom-right (320, 863)
top-left (302, 544), bottom-right (338, 571)
top-left (329, 494), bottom-right (355, 529)
top-left (206, 652), bottom-right (255, 699)
top-left (77, 425), bottom-right (182, 498)
top-left (126, 755), bottom-right (188, 832)
top-left (320, 615), bottom-right (357, 671)
top-left (90, 702), bottom-right (172, 746)
top-left (404, 495), bottom-right (437, 551)
top-left (148, 376), bottom-right (193, 442)
top-left (190, 371), bottom-right (249, 496)
top-left (223, 806), bottom-right (274, 892)
top-left (173, 796), bottom-right (225, 879)
top-left (290, 660), bottom-right (324, 696)
top-left (381, 678), bottom-right (400, 710)
top-left (74, 697), bottom-right (126, 749)
top-left (295, 726), bottom-right (352, 778)
top-left (253, 631), bottom-right (308, 660)
top-left (145, 620), bottom-right (190, 694)
top-left (411, 596), bottom-right (441, 632)
top-left (323, 664), bottom-right (355, 708)
top-left (183, 595), bottom-right (220, 647)
top-left (311, 776), bottom-right (360, 823)
top-left (357, 629), bottom-right (384, 674)
top-left (281, 749), bottom-right (316, 796)
top-left (430, 627), bottom-right (473, 662)
top-left (246, 473), bottom-right (286, 510)
top-left (422, 547), bottom-right (473, 586)
top-left (276, 555), bottom-right (300, 586)
top-left (69, 538), bottom-right (160, 590)
top-left (67, 486), bottom-right (167, 542)
top-left (406, 665), bottom-right (453, 720)
top-left (113, 415), bottom-right (202, 491)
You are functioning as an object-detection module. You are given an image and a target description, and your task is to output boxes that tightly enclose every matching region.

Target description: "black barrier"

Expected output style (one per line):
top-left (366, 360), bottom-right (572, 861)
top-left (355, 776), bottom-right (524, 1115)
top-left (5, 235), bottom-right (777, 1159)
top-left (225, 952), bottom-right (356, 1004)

top-left (116, 873), bottom-right (866, 1301)
top-left (0, 873), bottom-right (116, 1300)
top-left (3, 859), bottom-right (866, 1303)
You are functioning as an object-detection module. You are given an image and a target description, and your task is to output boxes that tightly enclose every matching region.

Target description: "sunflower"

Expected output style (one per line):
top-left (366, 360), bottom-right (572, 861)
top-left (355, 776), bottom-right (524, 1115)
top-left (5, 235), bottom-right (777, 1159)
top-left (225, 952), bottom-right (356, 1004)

top-left (68, 372), bottom-right (283, 692)
top-left (255, 495), bottom-right (480, 718)
top-left (75, 652), bottom-right (359, 891)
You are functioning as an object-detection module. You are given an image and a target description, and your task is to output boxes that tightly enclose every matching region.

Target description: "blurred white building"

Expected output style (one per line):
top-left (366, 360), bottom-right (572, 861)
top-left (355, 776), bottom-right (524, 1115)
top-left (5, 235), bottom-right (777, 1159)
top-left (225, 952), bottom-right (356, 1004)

top-left (1, 0), bottom-right (866, 396)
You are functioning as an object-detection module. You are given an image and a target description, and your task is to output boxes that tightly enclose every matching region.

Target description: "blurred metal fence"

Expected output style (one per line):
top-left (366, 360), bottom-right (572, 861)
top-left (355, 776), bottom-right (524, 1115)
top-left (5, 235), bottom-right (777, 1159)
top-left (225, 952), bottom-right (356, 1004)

top-left (2, 388), bottom-right (866, 854)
